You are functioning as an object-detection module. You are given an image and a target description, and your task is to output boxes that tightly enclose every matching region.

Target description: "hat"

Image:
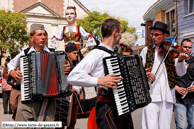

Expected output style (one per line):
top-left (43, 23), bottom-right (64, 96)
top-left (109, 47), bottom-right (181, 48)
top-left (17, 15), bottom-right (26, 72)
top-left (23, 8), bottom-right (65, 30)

top-left (30, 24), bottom-right (45, 33)
top-left (149, 21), bottom-right (169, 34)
top-left (65, 43), bottom-right (77, 52)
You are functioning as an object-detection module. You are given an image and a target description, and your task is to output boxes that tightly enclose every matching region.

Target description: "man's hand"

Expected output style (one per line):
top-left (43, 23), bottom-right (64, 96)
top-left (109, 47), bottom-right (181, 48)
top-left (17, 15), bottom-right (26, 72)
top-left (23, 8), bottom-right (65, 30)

top-left (178, 53), bottom-right (190, 62)
top-left (175, 85), bottom-right (187, 95)
top-left (10, 69), bottom-right (23, 81)
top-left (72, 88), bottom-right (79, 95)
top-left (146, 67), bottom-right (155, 83)
top-left (97, 74), bottom-right (123, 89)
top-left (146, 72), bottom-right (155, 83)
top-left (187, 85), bottom-right (194, 92)
top-left (63, 60), bottom-right (72, 74)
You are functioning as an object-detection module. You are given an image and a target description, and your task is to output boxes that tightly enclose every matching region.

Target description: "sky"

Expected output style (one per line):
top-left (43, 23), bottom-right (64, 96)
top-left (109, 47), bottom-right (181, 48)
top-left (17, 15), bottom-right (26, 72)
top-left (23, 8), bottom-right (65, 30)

top-left (79, 0), bottom-right (158, 45)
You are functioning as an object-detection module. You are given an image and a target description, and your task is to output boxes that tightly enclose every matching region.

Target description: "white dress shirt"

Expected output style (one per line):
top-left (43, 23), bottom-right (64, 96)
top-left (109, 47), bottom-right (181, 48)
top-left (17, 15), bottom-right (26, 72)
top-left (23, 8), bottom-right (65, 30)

top-left (7, 45), bottom-right (51, 72)
top-left (140, 45), bottom-right (187, 103)
top-left (67, 43), bottom-right (113, 90)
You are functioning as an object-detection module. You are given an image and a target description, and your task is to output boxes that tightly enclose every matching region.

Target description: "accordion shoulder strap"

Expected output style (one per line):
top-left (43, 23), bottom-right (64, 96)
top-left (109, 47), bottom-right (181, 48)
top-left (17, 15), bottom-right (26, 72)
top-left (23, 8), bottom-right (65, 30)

top-left (94, 46), bottom-right (118, 55)
top-left (24, 48), bottom-right (30, 56)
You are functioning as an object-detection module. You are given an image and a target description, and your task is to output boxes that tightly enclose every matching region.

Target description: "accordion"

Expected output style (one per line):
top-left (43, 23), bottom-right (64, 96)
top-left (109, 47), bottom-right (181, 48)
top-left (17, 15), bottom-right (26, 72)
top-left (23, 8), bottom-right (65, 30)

top-left (103, 54), bottom-right (151, 117)
top-left (20, 51), bottom-right (70, 101)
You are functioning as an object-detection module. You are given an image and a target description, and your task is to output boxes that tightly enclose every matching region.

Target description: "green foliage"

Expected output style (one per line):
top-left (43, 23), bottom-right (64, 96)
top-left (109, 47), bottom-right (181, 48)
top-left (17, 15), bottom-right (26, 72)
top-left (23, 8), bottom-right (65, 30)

top-left (76, 11), bottom-right (136, 44)
top-left (0, 10), bottom-right (30, 60)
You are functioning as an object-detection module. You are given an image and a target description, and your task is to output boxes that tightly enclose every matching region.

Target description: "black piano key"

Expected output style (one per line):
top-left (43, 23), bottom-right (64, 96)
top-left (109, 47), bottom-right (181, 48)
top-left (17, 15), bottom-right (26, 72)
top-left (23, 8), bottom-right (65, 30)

top-left (113, 68), bottom-right (120, 71)
top-left (122, 106), bottom-right (129, 110)
top-left (118, 90), bottom-right (125, 94)
top-left (112, 64), bottom-right (118, 67)
top-left (119, 95), bottom-right (126, 100)
top-left (121, 102), bottom-right (128, 106)
top-left (120, 99), bottom-right (127, 103)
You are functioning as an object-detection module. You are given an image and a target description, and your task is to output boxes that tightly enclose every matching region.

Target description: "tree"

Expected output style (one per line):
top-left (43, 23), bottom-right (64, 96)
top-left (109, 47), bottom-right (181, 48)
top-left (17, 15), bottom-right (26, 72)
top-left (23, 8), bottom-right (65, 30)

top-left (76, 11), bottom-right (137, 44)
top-left (0, 10), bottom-right (30, 65)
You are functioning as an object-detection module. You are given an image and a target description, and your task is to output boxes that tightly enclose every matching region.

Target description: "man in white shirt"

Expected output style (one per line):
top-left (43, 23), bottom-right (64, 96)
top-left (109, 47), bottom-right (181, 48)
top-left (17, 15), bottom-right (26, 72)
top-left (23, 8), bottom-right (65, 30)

top-left (140, 21), bottom-right (189, 129)
top-left (8, 24), bottom-right (71, 122)
top-left (68, 19), bottom-right (134, 129)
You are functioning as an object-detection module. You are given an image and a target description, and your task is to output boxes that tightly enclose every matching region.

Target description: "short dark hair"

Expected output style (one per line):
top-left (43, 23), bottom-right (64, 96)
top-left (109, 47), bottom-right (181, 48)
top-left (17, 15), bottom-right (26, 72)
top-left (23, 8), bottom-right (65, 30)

top-left (101, 19), bottom-right (121, 38)
top-left (65, 42), bottom-right (78, 52)
top-left (181, 38), bottom-right (192, 46)
top-left (123, 47), bottom-right (133, 53)
top-left (30, 31), bottom-right (36, 36)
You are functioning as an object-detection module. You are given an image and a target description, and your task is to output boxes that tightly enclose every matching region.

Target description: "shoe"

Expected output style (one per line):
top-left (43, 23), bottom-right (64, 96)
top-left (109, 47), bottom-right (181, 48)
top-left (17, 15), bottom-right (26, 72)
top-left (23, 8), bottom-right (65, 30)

top-left (8, 112), bottom-right (13, 114)
top-left (4, 112), bottom-right (8, 114)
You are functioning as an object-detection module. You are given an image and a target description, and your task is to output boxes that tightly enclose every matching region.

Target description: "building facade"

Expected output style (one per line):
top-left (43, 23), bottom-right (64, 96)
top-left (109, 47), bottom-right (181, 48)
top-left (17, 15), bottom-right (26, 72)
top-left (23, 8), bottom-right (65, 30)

top-left (143, 0), bottom-right (178, 45)
top-left (178, 0), bottom-right (194, 54)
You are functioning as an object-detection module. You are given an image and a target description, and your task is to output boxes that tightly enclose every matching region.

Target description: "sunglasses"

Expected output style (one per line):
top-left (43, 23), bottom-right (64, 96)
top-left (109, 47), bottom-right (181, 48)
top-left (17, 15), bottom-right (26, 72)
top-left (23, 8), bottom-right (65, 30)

top-left (150, 33), bottom-right (163, 37)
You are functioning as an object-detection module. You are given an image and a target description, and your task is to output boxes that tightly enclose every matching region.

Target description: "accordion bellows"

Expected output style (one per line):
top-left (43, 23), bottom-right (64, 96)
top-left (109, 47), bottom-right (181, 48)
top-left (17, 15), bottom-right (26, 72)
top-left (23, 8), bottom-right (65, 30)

top-left (20, 51), bottom-right (70, 101)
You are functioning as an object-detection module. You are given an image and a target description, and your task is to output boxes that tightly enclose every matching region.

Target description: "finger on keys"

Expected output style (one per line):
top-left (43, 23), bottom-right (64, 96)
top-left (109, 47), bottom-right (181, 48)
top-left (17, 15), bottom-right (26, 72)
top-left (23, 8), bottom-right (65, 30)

top-left (110, 74), bottom-right (123, 79)
top-left (109, 85), bottom-right (117, 89)
top-left (17, 71), bottom-right (23, 78)
top-left (112, 79), bottom-right (122, 83)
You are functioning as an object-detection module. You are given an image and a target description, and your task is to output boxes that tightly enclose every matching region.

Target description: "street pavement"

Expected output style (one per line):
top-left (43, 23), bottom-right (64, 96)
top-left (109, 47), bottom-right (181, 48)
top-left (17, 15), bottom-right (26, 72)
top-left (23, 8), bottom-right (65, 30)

top-left (0, 97), bottom-right (176, 129)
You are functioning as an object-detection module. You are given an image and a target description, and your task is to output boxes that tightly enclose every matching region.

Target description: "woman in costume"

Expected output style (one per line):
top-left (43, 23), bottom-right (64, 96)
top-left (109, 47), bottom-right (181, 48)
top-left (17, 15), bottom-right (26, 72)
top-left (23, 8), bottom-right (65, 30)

top-left (119, 32), bottom-right (136, 55)
top-left (50, 6), bottom-right (96, 50)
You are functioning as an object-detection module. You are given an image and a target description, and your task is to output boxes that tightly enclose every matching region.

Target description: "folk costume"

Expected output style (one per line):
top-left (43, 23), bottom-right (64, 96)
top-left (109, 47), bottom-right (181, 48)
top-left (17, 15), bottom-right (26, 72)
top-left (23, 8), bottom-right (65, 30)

top-left (50, 25), bottom-right (96, 50)
top-left (7, 24), bottom-right (56, 124)
top-left (140, 21), bottom-right (188, 129)
top-left (68, 43), bottom-right (134, 129)
top-left (140, 44), bottom-right (187, 129)
top-left (8, 45), bottom-right (56, 122)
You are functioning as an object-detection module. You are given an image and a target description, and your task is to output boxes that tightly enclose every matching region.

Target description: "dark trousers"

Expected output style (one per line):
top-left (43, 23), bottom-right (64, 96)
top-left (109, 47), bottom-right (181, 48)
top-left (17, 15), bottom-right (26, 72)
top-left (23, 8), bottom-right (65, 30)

top-left (2, 90), bottom-right (12, 113)
top-left (95, 99), bottom-right (134, 129)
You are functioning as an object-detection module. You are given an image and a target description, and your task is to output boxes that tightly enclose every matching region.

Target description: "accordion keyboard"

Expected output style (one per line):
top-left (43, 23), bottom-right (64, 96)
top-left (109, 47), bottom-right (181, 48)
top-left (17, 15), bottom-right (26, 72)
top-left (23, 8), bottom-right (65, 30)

top-left (20, 56), bottom-right (31, 101)
top-left (105, 57), bottom-right (130, 116)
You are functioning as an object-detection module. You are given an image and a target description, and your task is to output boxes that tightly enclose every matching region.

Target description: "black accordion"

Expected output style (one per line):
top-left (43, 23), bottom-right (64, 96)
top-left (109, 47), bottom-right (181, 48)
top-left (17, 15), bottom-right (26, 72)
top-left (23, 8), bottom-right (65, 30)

top-left (20, 51), bottom-right (70, 101)
top-left (103, 54), bottom-right (151, 117)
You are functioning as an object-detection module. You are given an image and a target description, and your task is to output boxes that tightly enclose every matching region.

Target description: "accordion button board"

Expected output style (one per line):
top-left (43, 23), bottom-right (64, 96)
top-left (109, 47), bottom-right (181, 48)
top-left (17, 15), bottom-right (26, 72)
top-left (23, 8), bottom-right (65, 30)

top-left (103, 54), bottom-right (151, 117)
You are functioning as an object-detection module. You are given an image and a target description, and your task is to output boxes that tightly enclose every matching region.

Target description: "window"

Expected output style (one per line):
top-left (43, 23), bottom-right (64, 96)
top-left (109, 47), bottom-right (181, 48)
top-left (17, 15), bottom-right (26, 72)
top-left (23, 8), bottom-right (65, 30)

top-left (165, 9), bottom-right (175, 36)
top-left (189, 0), bottom-right (194, 13)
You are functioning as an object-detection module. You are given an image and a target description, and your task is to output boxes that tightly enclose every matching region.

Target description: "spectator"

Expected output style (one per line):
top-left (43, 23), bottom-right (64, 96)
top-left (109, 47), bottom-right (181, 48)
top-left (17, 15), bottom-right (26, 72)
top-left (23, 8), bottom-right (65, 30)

top-left (7, 67), bottom-right (21, 120)
top-left (174, 38), bottom-right (194, 129)
top-left (1, 63), bottom-right (12, 114)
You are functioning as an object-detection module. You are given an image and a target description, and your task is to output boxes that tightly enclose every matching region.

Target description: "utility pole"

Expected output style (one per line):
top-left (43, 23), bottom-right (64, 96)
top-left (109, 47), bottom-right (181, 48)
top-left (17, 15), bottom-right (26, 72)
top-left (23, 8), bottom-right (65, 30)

top-left (175, 0), bottom-right (179, 44)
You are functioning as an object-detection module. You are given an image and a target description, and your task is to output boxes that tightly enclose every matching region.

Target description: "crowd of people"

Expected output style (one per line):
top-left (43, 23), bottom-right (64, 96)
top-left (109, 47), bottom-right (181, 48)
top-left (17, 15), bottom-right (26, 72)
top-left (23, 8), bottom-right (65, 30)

top-left (0, 5), bottom-right (193, 129)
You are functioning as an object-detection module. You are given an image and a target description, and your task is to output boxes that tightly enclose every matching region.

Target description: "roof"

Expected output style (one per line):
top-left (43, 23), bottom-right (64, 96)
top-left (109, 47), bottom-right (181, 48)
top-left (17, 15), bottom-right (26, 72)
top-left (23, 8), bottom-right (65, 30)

top-left (73, 0), bottom-right (89, 14)
top-left (20, 2), bottom-right (60, 17)
top-left (143, 0), bottom-right (175, 21)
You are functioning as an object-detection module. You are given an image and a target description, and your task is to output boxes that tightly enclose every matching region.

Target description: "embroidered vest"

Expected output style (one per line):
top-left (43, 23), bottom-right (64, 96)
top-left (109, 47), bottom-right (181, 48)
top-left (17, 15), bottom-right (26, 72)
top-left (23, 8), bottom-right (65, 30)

top-left (145, 44), bottom-right (176, 89)
top-left (63, 25), bottom-right (81, 43)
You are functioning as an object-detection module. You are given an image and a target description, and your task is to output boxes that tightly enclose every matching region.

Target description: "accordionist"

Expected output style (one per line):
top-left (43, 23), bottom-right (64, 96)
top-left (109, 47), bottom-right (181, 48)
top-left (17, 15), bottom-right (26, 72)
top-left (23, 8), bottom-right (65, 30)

top-left (7, 24), bottom-right (72, 122)
top-left (68, 19), bottom-right (134, 129)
